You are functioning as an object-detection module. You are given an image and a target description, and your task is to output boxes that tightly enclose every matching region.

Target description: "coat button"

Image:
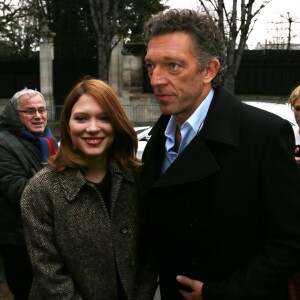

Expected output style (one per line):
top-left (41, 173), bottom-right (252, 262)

top-left (189, 217), bottom-right (199, 228)
top-left (192, 261), bottom-right (198, 267)
top-left (121, 227), bottom-right (128, 234)
top-left (130, 260), bottom-right (135, 268)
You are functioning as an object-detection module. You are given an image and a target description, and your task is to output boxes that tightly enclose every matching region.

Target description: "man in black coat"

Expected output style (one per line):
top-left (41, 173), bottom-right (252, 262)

top-left (142, 9), bottom-right (300, 300)
top-left (0, 89), bottom-right (57, 299)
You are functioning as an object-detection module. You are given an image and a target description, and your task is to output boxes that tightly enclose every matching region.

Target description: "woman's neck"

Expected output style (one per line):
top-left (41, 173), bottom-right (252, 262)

top-left (84, 155), bottom-right (108, 184)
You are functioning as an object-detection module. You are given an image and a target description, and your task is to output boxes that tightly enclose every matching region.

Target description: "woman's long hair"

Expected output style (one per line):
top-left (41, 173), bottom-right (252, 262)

top-left (49, 78), bottom-right (141, 172)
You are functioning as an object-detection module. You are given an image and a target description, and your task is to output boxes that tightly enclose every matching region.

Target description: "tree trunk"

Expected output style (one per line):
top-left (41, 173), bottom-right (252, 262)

top-left (88, 0), bottom-right (114, 82)
top-left (224, 73), bottom-right (235, 94)
top-left (96, 35), bottom-right (112, 82)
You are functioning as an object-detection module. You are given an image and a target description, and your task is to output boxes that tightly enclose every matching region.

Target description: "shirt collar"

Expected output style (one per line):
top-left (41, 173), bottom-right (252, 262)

top-left (165, 88), bottom-right (214, 139)
top-left (186, 88), bottom-right (214, 133)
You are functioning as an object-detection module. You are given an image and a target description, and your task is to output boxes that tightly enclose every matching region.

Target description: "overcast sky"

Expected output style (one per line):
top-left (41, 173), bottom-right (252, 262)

top-left (166, 0), bottom-right (300, 49)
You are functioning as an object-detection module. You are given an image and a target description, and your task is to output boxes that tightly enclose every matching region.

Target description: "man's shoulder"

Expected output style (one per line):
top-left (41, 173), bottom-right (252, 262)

top-left (241, 102), bottom-right (288, 125)
top-left (0, 130), bottom-right (11, 138)
top-left (0, 130), bottom-right (21, 147)
top-left (0, 131), bottom-right (35, 152)
top-left (213, 86), bottom-right (288, 127)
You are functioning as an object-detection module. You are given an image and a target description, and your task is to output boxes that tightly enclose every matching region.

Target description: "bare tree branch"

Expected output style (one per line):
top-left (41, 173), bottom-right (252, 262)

top-left (197, 0), bottom-right (271, 93)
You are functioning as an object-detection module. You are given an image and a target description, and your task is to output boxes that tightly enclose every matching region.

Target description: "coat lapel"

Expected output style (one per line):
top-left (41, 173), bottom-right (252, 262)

top-left (57, 160), bottom-right (134, 203)
top-left (154, 132), bottom-right (220, 187)
top-left (202, 86), bottom-right (241, 146)
top-left (57, 168), bottom-right (86, 201)
top-left (109, 160), bottom-right (134, 216)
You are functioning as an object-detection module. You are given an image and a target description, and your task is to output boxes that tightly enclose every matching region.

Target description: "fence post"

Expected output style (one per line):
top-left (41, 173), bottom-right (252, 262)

top-left (39, 25), bottom-right (56, 121)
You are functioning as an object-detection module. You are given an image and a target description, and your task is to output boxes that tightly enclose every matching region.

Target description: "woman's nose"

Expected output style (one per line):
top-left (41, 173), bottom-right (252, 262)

top-left (86, 120), bottom-right (101, 132)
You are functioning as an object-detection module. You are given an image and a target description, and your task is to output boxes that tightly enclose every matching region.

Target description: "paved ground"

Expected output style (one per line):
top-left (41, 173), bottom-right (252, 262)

top-left (0, 257), bottom-right (13, 300)
top-left (0, 283), bottom-right (13, 300)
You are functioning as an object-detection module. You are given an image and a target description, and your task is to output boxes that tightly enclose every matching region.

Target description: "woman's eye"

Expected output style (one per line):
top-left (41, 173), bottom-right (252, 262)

top-left (75, 115), bottom-right (87, 122)
top-left (99, 115), bottom-right (109, 122)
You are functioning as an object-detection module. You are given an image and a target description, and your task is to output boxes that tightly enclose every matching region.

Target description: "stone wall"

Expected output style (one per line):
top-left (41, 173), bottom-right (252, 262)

top-left (0, 99), bottom-right (9, 113)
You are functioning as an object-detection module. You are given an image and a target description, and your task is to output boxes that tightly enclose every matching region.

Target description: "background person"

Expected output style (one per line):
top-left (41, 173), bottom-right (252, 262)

top-left (0, 88), bottom-right (57, 300)
top-left (142, 9), bottom-right (300, 300)
top-left (288, 84), bottom-right (300, 161)
top-left (287, 84), bottom-right (300, 300)
top-left (21, 79), bottom-right (157, 299)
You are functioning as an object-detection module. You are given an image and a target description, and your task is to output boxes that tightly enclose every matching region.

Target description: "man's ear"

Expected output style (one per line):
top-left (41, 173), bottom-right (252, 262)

top-left (203, 59), bottom-right (220, 84)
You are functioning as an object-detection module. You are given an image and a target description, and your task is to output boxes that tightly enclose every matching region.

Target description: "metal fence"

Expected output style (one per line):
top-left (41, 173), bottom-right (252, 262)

top-left (1, 50), bottom-right (300, 99)
top-left (47, 104), bottom-right (161, 125)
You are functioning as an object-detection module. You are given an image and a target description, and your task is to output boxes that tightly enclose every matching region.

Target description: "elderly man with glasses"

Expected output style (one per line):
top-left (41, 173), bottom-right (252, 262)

top-left (0, 88), bottom-right (58, 299)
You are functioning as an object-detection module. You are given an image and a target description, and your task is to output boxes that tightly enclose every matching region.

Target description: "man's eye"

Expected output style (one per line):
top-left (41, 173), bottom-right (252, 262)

top-left (38, 108), bottom-right (47, 114)
top-left (169, 62), bottom-right (179, 69)
top-left (145, 63), bottom-right (154, 71)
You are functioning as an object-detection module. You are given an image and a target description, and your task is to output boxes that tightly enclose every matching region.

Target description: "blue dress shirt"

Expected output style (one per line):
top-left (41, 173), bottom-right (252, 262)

top-left (161, 89), bottom-right (214, 173)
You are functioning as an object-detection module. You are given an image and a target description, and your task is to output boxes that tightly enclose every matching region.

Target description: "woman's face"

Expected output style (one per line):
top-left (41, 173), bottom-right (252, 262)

top-left (292, 98), bottom-right (300, 128)
top-left (69, 94), bottom-right (115, 162)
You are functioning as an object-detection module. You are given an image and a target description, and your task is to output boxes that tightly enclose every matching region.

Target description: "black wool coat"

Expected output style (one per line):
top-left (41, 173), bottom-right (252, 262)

top-left (142, 86), bottom-right (300, 300)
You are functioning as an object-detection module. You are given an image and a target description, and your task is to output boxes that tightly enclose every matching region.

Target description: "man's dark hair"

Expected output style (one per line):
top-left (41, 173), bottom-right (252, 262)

top-left (143, 9), bottom-right (227, 87)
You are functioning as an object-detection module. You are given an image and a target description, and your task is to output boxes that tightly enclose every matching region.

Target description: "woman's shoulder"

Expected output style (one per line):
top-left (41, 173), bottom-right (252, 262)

top-left (33, 165), bottom-right (56, 178)
top-left (25, 166), bottom-right (58, 191)
top-left (26, 167), bottom-right (73, 188)
top-left (23, 167), bottom-right (85, 202)
top-left (33, 166), bottom-right (84, 184)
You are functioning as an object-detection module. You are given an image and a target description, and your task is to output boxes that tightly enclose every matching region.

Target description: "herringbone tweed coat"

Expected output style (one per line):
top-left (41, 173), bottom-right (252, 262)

top-left (21, 160), bottom-right (156, 300)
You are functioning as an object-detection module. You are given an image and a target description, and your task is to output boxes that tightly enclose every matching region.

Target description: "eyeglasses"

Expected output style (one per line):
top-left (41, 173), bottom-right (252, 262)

top-left (292, 106), bottom-right (300, 112)
top-left (18, 108), bottom-right (48, 115)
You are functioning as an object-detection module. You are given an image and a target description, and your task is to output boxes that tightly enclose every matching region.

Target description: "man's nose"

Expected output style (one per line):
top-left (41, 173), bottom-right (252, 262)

top-left (150, 68), bottom-right (167, 87)
top-left (34, 110), bottom-right (42, 117)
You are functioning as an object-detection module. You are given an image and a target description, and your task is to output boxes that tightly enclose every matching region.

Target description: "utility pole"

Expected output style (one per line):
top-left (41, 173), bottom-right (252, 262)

top-left (273, 12), bottom-right (300, 50)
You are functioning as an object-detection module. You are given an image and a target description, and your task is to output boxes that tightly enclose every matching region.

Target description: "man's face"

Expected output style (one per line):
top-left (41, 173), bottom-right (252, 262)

top-left (18, 93), bottom-right (47, 135)
top-left (145, 32), bottom-right (218, 126)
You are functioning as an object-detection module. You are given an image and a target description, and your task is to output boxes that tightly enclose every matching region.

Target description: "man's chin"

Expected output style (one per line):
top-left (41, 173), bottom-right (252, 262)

top-left (31, 129), bottom-right (45, 136)
top-left (158, 105), bottom-right (173, 116)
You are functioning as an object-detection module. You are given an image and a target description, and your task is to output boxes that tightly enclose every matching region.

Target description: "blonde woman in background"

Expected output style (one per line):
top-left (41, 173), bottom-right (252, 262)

top-left (288, 85), bottom-right (300, 162)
